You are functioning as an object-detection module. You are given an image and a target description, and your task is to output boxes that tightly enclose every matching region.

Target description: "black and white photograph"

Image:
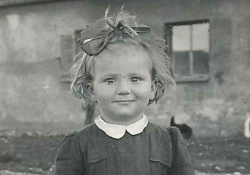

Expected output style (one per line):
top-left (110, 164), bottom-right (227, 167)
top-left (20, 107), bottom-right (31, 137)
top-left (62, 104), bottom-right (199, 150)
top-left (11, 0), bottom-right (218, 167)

top-left (0, 0), bottom-right (250, 175)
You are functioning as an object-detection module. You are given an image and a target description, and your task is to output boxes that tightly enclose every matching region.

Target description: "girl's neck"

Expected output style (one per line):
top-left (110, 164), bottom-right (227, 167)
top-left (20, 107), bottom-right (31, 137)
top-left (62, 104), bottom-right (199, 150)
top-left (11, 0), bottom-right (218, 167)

top-left (101, 114), bottom-right (144, 126)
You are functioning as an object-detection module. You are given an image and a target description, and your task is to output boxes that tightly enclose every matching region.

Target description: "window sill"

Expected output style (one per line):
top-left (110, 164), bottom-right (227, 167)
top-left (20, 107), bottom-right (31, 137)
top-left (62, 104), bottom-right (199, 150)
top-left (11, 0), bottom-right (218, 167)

top-left (60, 73), bottom-right (71, 83)
top-left (174, 74), bottom-right (210, 83)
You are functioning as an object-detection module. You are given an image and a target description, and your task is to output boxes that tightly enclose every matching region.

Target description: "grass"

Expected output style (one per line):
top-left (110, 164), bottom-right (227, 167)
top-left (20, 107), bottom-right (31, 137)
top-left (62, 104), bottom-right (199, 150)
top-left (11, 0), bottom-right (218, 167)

top-left (187, 134), bottom-right (250, 173)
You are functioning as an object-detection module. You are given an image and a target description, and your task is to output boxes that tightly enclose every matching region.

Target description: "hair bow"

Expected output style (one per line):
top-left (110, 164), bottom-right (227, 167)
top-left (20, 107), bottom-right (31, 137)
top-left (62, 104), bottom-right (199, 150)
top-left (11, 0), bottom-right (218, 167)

top-left (76, 21), bottom-right (165, 56)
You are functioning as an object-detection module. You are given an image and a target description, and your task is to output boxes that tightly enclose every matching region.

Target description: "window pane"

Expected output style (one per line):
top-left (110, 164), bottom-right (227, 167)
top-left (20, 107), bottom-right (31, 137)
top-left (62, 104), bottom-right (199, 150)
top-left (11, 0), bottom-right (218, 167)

top-left (193, 51), bottom-right (209, 74)
top-left (192, 23), bottom-right (209, 74)
top-left (174, 51), bottom-right (190, 75)
top-left (173, 25), bottom-right (190, 51)
top-left (193, 23), bottom-right (209, 52)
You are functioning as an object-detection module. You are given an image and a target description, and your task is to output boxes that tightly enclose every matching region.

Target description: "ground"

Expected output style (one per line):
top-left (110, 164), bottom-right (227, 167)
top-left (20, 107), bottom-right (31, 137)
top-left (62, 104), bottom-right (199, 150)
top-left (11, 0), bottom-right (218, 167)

top-left (187, 134), bottom-right (250, 174)
top-left (0, 133), bottom-right (249, 174)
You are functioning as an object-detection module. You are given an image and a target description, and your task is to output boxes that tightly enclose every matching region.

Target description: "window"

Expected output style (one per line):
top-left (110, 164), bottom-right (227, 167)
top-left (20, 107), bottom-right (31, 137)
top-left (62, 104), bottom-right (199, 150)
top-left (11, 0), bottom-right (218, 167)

top-left (165, 20), bottom-right (210, 82)
top-left (58, 30), bottom-right (82, 83)
top-left (59, 34), bottom-right (74, 83)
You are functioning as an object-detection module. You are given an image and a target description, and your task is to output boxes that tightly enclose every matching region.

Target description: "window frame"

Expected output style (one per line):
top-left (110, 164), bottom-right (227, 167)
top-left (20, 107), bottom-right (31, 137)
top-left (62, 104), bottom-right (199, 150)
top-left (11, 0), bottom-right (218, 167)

top-left (164, 19), bottom-right (210, 83)
top-left (0, 0), bottom-right (72, 7)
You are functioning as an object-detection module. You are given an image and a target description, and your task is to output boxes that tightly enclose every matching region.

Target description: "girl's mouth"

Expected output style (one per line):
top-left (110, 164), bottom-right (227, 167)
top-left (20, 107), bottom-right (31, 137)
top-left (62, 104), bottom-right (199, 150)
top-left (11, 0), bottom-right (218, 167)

top-left (114, 100), bottom-right (135, 104)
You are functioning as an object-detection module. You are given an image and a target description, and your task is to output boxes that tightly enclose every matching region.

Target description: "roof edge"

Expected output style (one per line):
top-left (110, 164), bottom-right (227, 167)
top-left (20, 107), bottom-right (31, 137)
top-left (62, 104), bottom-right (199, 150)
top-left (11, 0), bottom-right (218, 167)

top-left (0, 0), bottom-right (79, 7)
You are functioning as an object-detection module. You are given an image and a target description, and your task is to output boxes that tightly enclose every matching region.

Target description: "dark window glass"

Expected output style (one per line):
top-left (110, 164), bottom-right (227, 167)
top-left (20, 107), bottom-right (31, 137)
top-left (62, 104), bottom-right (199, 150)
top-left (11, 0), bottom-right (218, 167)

top-left (174, 51), bottom-right (190, 75)
top-left (193, 51), bottom-right (209, 74)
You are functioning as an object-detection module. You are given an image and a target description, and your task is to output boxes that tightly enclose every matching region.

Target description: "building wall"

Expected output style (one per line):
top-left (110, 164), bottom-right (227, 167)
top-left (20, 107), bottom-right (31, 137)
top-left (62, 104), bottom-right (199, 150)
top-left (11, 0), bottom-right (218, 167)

top-left (0, 0), bottom-right (250, 135)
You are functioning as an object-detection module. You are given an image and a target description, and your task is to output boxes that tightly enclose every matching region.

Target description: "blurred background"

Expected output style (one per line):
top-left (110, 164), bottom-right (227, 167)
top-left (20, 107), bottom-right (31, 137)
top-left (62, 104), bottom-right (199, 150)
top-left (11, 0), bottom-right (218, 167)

top-left (0, 0), bottom-right (250, 174)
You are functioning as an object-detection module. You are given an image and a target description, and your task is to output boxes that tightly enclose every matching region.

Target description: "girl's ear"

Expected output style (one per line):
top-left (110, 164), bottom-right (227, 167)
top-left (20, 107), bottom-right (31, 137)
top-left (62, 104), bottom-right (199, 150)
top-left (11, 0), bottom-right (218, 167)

top-left (150, 80), bottom-right (157, 101)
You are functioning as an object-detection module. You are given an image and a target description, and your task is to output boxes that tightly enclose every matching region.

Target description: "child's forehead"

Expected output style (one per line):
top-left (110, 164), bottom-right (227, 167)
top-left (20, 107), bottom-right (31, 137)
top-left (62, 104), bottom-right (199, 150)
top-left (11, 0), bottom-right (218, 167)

top-left (94, 45), bottom-right (150, 64)
top-left (90, 42), bottom-right (154, 76)
top-left (92, 44), bottom-right (153, 73)
top-left (93, 55), bottom-right (152, 78)
top-left (100, 43), bottom-right (150, 57)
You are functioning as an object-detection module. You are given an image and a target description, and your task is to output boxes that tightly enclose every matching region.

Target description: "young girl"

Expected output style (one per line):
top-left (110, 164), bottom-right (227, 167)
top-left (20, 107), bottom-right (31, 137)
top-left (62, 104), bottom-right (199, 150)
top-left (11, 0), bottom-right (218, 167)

top-left (54, 8), bottom-right (195, 175)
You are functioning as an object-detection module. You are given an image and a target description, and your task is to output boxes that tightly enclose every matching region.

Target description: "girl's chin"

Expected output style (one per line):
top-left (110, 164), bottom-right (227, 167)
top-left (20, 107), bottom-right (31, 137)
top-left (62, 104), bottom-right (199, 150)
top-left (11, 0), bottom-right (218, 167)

top-left (101, 113), bottom-right (143, 125)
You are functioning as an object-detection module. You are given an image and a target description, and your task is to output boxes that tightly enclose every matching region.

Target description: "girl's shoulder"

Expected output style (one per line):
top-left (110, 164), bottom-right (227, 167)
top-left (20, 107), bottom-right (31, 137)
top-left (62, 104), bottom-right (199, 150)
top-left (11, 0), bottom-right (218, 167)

top-left (73, 123), bottom-right (104, 141)
top-left (147, 122), bottom-right (179, 135)
top-left (59, 123), bottom-right (99, 145)
top-left (145, 123), bottom-right (185, 145)
top-left (77, 123), bottom-right (99, 135)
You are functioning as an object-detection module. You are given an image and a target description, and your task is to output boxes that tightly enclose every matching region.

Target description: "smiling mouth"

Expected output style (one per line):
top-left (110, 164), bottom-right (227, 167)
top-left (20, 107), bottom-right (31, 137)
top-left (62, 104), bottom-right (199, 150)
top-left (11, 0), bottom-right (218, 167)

top-left (114, 100), bottom-right (135, 103)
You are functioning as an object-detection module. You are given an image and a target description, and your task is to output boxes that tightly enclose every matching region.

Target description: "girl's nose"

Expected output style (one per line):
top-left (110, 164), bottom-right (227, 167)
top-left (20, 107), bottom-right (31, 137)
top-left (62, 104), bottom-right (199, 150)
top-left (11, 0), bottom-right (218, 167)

top-left (116, 79), bottom-right (131, 95)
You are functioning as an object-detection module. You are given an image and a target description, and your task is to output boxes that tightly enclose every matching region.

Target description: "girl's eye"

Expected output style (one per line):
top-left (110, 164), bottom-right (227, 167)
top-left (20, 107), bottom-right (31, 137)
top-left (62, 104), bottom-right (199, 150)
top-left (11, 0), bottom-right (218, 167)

top-left (131, 77), bottom-right (141, 83)
top-left (105, 78), bottom-right (117, 85)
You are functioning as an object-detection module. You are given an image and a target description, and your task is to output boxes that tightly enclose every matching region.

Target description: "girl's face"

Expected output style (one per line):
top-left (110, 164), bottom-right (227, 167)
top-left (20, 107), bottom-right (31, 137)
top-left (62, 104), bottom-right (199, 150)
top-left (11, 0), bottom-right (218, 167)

top-left (91, 44), bottom-right (156, 125)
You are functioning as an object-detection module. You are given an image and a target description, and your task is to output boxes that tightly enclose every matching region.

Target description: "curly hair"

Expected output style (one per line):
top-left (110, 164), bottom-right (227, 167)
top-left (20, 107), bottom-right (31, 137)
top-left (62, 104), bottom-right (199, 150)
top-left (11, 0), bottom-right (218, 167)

top-left (71, 8), bottom-right (175, 105)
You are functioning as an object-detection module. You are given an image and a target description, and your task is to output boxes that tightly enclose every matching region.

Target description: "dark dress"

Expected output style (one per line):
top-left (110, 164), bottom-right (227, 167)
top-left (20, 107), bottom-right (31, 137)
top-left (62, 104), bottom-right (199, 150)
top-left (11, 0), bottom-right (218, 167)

top-left (54, 122), bottom-right (195, 175)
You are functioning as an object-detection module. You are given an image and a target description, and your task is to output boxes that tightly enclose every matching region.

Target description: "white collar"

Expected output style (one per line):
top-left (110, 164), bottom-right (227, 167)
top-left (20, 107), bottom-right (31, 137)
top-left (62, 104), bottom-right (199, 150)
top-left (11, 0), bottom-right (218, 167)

top-left (95, 114), bottom-right (148, 139)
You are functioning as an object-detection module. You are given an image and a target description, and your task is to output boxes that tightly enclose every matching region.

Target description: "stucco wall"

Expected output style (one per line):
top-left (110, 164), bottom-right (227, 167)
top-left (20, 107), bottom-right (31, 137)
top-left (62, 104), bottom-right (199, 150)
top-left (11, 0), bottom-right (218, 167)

top-left (0, 0), bottom-right (250, 135)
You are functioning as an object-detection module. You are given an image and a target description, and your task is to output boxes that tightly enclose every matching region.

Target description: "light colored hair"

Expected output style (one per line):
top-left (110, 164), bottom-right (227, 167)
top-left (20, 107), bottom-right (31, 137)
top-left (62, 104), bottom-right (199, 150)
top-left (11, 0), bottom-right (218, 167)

top-left (71, 8), bottom-right (175, 105)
